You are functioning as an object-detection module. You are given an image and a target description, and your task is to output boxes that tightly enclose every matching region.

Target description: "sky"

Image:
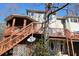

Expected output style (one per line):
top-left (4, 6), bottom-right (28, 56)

top-left (0, 3), bottom-right (69, 23)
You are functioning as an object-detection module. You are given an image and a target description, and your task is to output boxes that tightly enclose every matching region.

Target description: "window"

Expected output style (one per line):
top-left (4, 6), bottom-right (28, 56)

top-left (43, 14), bottom-right (46, 19)
top-left (50, 42), bottom-right (54, 50)
top-left (77, 18), bottom-right (79, 22)
top-left (67, 19), bottom-right (69, 22)
top-left (70, 18), bottom-right (78, 23)
top-left (31, 12), bottom-right (34, 16)
top-left (38, 14), bottom-right (41, 18)
top-left (49, 15), bottom-right (52, 20)
top-left (49, 40), bottom-right (54, 50)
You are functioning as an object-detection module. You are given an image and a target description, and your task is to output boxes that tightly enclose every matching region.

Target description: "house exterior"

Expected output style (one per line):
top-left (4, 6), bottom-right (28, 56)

top-left (65, 16), bottom-right (79, 32)
top-left (27, 10), bottom-right (79, 32)
top-left (0, 9), bottom-right (79, 56)
top-left (26, 10), bottom-right (79, 56)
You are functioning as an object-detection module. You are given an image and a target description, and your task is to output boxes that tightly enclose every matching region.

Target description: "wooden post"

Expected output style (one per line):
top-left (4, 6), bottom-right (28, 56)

top-left (10, 18), bottom-right (15, 47)
top-left (32, 22), bottom-right (33, 36)
top-left (23, 19), bottom-right (27, 36)
top-left (11, 18), bottom-right (16, 36)
top-left (64, 29), bottom-right (70, 56)
top-left (70, 38), bottom-right (75, 56)
top-left (66, 38), bottom-right (70, 56)
top-left (23, 19), bottom-right (27, 28)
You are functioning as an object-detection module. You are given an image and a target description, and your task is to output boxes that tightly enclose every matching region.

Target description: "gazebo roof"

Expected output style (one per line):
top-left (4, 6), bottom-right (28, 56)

top-left (5, 14), bottom-right (38, 22)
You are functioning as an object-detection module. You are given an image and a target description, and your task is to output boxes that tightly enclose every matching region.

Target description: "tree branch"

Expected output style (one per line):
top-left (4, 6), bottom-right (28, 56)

top-left (48, 3), bottom-right (69, 17)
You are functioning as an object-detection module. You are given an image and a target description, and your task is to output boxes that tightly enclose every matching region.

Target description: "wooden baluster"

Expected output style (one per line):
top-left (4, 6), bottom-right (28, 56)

top-left (23, 19), bottom-right (27, 36)
top-left (0, 45), bottom-right (3, 54)
top-left (32, 23), bottom-right (33, 36)
top-left (10, 18), bottom-right (16, 47)
top-left (23, 19), bottom-right (27, 28)
top-left (11, 18), bottom-right (16, 36)
top-left (3, 44), bottom-right (6, 51)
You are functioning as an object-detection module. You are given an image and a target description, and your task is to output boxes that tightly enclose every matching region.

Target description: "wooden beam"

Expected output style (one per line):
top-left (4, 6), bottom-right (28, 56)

top-left (12, 18), bottom-right (15, 32)
top-left (9, 18), bottom-right (16, 47)
top-left (23, 19), bottom-right (27, 36)
top-left (11, 18), bottom-right (16, 37)
top-left (70, 38), bottom-right (75, 56)
top-left (49, 38), bottom-right (65, 41)
top-left (66, 38), bottom-right (70, 56)
top-left (64, 28), bottom-right (70, 56)
top-left (23, 19), bottom-right (27, 28)
top-left (27, 9), bottom-right (45, 14)
top-left (32, 22), bottom-right (34, 36)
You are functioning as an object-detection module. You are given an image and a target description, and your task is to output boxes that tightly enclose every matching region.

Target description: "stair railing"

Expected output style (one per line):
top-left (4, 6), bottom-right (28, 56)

top-left (0, 22), bottom-right (34, 55)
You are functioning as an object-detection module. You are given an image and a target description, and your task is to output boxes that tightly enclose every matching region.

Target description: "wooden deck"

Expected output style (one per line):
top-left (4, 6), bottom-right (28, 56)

top-left (0, 22), bottom-right (79, 55)
top-left (34, 25), bottom-right (79, 40)
top-left (3, 22), bottom-right (79, 41)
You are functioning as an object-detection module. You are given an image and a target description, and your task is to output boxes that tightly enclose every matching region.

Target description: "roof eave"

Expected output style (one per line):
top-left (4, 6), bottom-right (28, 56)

top-left (5, 14), bottom-right (38, 22)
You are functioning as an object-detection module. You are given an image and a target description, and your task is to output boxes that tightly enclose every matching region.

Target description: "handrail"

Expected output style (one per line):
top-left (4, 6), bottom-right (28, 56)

top-left (0, 27), bottom-right (12, 45)
top-left (0, 36), bottom-right (10, 45)
top-left (0, 29), bottom-right (12, 45)
top-left (0, 22), bottom-right (33, 46)
top-left (0, 22), bottom-right (33, 55)
top-left (2, 23), bottom-right (32, 46)
top-left (0, 26), bottom-right (25, 44)
top-left (12, 22), bottom-right (33, 35)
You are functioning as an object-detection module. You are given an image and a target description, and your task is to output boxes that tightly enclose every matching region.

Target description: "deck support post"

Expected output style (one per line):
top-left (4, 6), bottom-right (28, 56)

top-left (66, 38), bottom-right (70, 56)
top-left (11, 18), bottom-right (16, 35)
top-left (70, 38), bottom-right (75, 56)
top-left (10, 18), bottom-right (15, 46)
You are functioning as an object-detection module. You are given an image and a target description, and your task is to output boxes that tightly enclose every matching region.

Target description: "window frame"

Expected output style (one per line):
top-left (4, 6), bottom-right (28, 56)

top-left (69, 18), bottom-right (79, 23)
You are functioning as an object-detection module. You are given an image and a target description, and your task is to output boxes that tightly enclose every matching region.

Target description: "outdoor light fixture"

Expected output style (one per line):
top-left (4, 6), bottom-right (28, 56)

top-left (27, 36), bottom-right (36, 42)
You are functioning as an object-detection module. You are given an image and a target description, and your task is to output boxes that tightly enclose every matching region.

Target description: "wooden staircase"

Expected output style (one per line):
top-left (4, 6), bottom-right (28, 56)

top-left (0, 22), bottom-right (34, 55)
